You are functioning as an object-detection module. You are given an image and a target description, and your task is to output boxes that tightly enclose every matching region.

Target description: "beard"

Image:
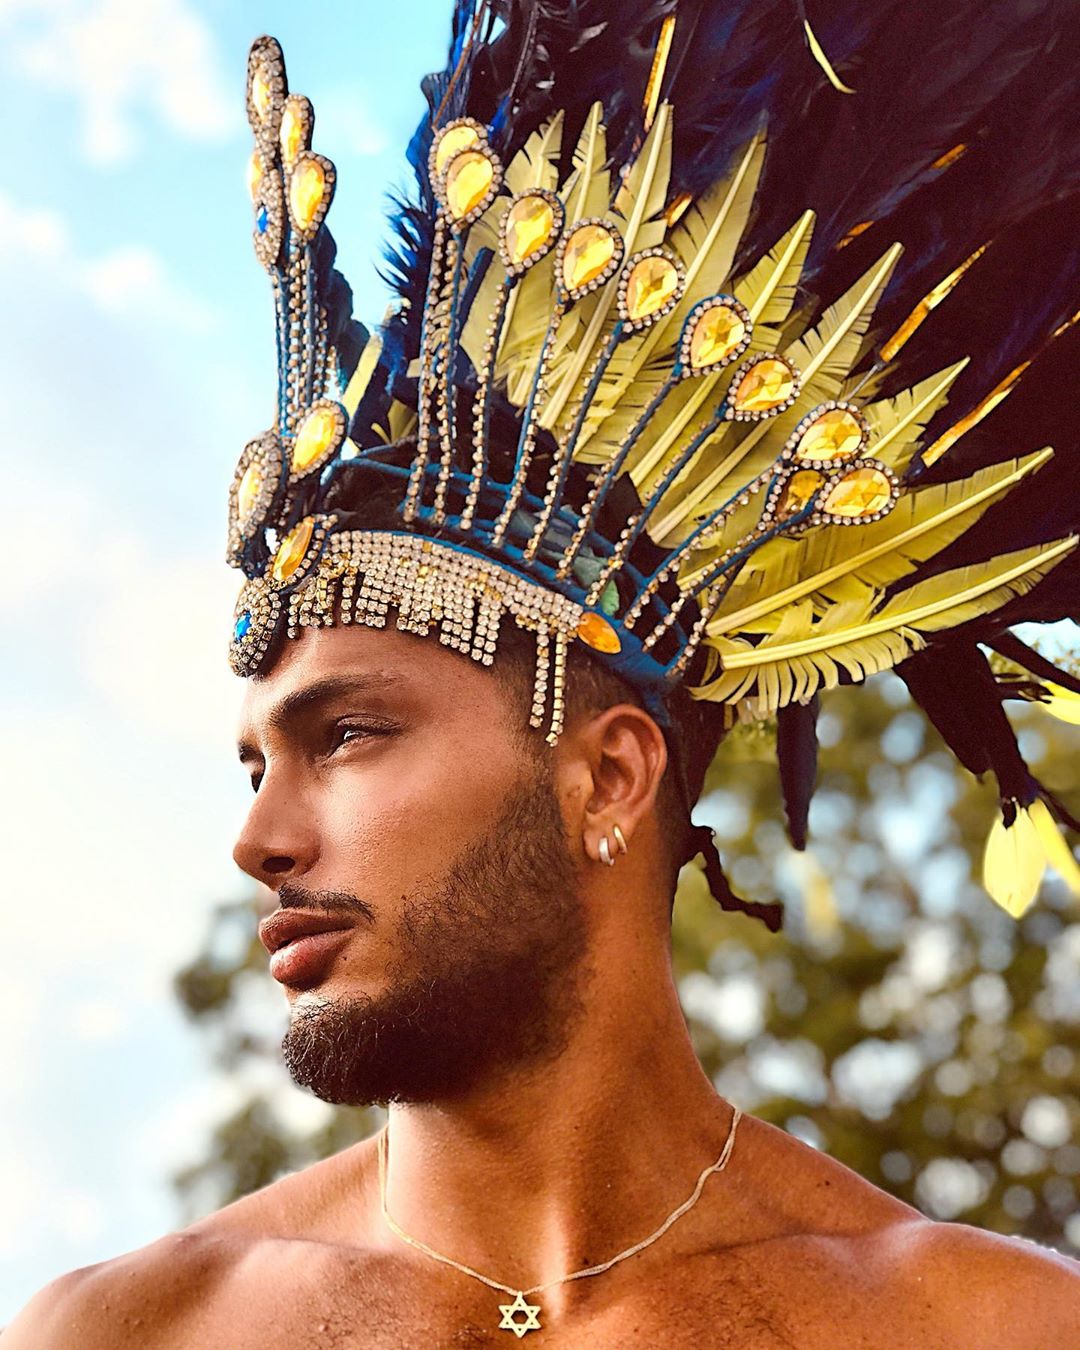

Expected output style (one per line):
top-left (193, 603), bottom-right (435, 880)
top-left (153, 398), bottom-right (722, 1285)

top-left (280, 759), bottom-right (589, 1106)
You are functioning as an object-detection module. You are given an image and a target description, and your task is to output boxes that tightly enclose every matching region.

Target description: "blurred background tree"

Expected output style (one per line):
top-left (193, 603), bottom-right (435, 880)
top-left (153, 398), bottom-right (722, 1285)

top-left (173, 668), bottom-right (1080, 1253)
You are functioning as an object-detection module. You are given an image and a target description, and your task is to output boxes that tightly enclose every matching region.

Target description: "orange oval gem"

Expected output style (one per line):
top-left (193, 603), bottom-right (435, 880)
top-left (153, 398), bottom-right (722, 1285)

top-left (246, 150), bottom-right (264, 202)
top-left (445, 150), bottom-right (494, 221)
top-left (292, 405), bottom-right (341, 473)
top-left (435, 124), bottom-right (481, 176)
top-left (290, 158), bottom-right (327, 231)
top-left (562, 224), bottom-right (617, 294)
top-left (251, 66), bottom-right (272, 119)
top-left (237, 462), bottom-right (263, 522)
top-left (689, 305), bottom-right (746, 370)
top-left (576, 612), bottom-right (622, 654)
top-left (280, 102), bottom-right (305, 166)
top-left (777, 469), bottom-right (824, 518)
top-left (820, 467), bottom-right (894, 518)
top-left (504, 195), bottom-right (557, 266)
top-left (795, 408), bottom-right (864, 463)
top-left (625, 256), bottom-right (680, 323)
top-left (732, 357), bottom-right (795, 414)
top-left (272, 517), bottom-right (315, 584)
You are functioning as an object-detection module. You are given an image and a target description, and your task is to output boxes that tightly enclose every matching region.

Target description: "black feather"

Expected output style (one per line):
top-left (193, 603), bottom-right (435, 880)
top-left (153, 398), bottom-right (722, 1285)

top-left (776, 695), bottom-right (820, 851)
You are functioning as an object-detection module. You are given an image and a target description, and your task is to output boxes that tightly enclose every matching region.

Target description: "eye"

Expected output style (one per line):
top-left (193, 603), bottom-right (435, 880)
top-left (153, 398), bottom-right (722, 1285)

top-left (332, 719), bottom-right (396, 750)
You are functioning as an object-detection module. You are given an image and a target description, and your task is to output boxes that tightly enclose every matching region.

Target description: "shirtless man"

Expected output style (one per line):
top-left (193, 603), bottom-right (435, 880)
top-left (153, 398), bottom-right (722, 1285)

top-left (10, 0), bottom-right (1080, 1343)
top-left (6, 622), bottom-right (1080, 1347)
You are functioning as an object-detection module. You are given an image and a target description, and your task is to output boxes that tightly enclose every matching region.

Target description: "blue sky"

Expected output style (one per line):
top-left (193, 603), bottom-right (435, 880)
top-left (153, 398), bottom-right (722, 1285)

top-left (0, 0), bottom-right (453, 1319)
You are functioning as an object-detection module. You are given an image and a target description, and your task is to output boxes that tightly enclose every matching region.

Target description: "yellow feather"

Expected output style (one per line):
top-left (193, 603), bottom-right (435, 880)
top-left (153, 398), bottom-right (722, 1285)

top-left (386, 399), bottom-right (417, 443)
top-left (562, 103), bottom-right (609, 223)
top-left (733, 210), bottom-right (815, 335)
top-left (670, 134), bottom-right (767, 313)
top-left (613, 101), bottom-right (673, 246)
top-left (694, 540), bottom-right (1074, 715)
top-left (505, 111), bottom-right (564, 195)
top-left (341, 332), bottom-right (383, 418)
top-left (1039, 684), bottom-right (1080, 726)
top-left (802, 18), bottom-right (856, 94)
top-left (864, 358), bottom-right (969, 471)
top-left (983, 808), bottom-right (1045, 918)
top-left (785, 244), bottom-right (902, 402)
top-left (698, 450), bottom-right (1054, 627)
top-left (1030, 799), bottom-right (1080, 896)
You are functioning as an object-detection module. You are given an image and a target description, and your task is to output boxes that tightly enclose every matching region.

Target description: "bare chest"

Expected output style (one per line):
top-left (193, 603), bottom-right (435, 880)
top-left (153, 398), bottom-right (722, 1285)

top-left (154, 1239), bottom-right (953, 1350)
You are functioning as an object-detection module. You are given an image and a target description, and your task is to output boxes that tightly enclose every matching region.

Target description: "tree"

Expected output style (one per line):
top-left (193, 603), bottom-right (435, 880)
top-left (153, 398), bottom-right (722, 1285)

top-left (173, 672), bottom-right (1080, 1252)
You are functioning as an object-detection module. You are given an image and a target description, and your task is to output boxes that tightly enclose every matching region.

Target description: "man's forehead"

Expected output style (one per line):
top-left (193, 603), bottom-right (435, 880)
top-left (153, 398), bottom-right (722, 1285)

top-left (236, 622), bottom-right (496, 740)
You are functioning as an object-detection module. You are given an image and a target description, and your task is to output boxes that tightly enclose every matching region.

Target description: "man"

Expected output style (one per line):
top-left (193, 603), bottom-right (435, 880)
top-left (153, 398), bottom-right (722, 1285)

top-left (7, 626), bottom-right (1080, 1346)
top-left (9, 0), bottom-right (1080, 1344)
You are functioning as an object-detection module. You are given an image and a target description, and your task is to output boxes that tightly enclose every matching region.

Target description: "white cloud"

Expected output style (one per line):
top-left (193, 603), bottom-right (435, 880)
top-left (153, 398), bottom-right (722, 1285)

top-left (0, 190), bottom-right (217, 331)
top-left (2, 0), bottom-right (236, 165)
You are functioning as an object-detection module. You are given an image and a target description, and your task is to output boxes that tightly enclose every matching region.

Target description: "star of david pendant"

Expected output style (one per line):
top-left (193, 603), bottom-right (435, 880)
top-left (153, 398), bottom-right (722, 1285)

top-left (497, 1291), bottom-right (542, 1337)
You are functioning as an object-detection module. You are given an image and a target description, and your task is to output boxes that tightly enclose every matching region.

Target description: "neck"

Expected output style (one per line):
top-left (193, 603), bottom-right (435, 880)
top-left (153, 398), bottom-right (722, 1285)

top-left (374, 932), bottom-right (735, 1302)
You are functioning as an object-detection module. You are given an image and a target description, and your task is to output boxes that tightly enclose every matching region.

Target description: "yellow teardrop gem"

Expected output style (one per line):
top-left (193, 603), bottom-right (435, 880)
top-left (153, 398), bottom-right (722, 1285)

top-left (562, 224), bottom-right (617, 294)
top-left (445, 150), bottom-right (494, 221)
top-left (689, 305), bottom-right (746, 369)
top-left (272, 517), bottom-right (315, 585)
top-left (625, 256), bottom-right (680, 322)
top-left (732, 358), bottom-right (795, 414)
top-left (292, 405), bottom-right (341, 473)
top-left (237, 462), bottom-right (263, 522)
top-left (777, 469), bottom-right (824, 518)
top-left (251, 66), bottom-right (272, 120)
top-left (821, 467), bottom-right (893, 518)
top-left (280, 103), bottom-right (305, 166)
top-left (435, 124), bottom-right (481, 176)
top-left (290, 159), bottom-right (327, 231)
top-left (576, 612), bottom-right (622, 654)
top-left (504, 195), bottom-right (556, 266)
top-left (246, 151), bottom-right (264, 202)
top-left (795, 408), bottom-right (864, 462)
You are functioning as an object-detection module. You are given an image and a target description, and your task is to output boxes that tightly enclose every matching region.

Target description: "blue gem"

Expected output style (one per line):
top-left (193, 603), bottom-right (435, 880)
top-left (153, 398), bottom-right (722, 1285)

top-left (234, 611), bottom-right (252, 641)
top-left (256, 206), bottom-right (269, 234)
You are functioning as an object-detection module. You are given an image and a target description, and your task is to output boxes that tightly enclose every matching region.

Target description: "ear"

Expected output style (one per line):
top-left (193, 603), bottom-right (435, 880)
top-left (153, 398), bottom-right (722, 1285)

top-left (563, 702), bottom-right (668, 864)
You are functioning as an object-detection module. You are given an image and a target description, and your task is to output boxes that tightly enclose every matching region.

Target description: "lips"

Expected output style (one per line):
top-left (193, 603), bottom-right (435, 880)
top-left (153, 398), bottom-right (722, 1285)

top-left (258, 908), bottom-right (355, 955)
top-left (259, 908), bottom-right (358, 989)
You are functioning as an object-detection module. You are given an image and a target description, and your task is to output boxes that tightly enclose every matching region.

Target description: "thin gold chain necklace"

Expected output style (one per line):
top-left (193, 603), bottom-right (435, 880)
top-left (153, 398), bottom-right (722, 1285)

top-left (377, 1105), bottom-right (742, 1339)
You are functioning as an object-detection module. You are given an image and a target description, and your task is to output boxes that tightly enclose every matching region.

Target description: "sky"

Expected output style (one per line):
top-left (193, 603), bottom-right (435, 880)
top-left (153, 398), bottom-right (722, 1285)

top-left (0, 0), bottom-right (454, 1320)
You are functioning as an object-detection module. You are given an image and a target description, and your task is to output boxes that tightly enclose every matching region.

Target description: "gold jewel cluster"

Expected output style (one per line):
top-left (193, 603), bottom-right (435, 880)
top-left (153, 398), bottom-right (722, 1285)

top-left (232, 531), bottom-right (588, 745)
top-left (232, 38), bottom-right (1061, 763)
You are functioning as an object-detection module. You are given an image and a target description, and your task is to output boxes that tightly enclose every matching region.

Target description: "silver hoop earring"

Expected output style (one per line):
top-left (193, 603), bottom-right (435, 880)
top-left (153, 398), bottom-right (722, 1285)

top-left (612, 823), bottom-right (629, 855)
top-left (599, 836), bottom-right (615, 867)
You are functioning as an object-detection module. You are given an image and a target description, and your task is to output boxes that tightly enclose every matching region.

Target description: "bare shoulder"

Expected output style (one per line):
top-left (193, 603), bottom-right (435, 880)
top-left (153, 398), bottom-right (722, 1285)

top-left (1, 1142), bottom-right (381, 1349)
top-left (0, 1229), bottom-right (240, 1349)
top-left (735, 1111), bottom-right (922, 1235)
top-left (878, 1216), bottom-right (1080, 1347)
top-left (728, 1115), bottom-right (1079, 1347)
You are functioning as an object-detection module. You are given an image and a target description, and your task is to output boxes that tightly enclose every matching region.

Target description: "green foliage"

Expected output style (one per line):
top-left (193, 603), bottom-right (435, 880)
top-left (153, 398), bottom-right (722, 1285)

top-left (173, 674), bottom-right (1079, 1252)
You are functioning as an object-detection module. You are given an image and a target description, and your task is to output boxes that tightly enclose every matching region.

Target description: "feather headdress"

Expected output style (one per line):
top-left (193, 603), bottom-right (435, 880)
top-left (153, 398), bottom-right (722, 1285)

top-left (228, 0), bottom-right (1080, 923)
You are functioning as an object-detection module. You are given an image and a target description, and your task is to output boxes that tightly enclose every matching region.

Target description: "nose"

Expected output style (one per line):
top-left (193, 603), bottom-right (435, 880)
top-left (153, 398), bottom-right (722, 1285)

top-left (232, 769), bottom-right (318, 887)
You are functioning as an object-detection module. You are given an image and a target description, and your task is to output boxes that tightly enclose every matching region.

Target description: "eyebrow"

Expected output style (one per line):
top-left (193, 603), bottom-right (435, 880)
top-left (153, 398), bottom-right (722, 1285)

top-left (237, 671), bottom-right (403, 763)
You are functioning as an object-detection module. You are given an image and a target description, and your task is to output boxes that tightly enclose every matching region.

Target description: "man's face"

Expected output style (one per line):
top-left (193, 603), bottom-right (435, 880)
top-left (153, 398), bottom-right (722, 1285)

top-left (234, 624), bottom-right (590, 1106)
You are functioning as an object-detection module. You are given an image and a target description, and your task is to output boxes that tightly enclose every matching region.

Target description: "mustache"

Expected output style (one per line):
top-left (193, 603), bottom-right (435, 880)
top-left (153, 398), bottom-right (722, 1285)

top-left (277, 880), bottom-right (376, 927)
